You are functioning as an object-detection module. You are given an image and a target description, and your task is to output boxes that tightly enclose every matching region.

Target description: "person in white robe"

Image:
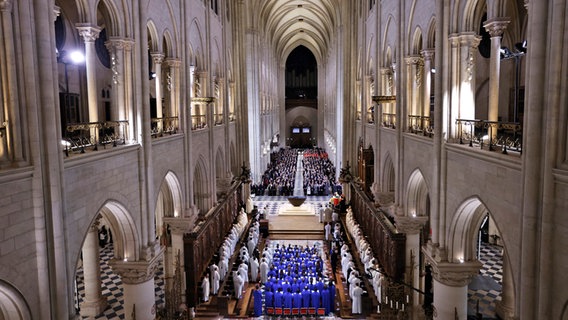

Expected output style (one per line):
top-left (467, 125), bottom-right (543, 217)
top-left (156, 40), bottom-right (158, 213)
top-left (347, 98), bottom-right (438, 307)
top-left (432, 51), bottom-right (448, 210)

top-left (351, 282), bottom-right (364, 314)
top-left (201, 274), bottom-right (210, 302)
top-left (211, 266), bottom-right (220, 295)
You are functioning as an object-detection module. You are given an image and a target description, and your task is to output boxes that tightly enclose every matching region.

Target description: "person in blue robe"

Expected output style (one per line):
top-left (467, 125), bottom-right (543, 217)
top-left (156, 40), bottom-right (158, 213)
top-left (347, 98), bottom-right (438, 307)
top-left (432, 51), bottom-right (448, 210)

top-left (253, 285), bottom-right (263, 316)
top-left (265, 289), bottom-right (274, 308)
top-left (274, 288), bottom-right (284, 308)
top-left (321, 285), bottom-right (330, 315)
top-left (311, 289), bottom-right (321, 309)
top-left (301, 286), bottom-right (311, 307)
top-left (283, 288), bottom-right (293, 310)
top-left (292, 289), bottom-right (302, 309)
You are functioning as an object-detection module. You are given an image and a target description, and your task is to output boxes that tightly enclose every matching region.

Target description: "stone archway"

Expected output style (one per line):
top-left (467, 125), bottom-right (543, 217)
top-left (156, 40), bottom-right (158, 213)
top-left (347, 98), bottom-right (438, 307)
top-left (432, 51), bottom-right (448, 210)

top-left (0, 280), bottom-right (32, 320)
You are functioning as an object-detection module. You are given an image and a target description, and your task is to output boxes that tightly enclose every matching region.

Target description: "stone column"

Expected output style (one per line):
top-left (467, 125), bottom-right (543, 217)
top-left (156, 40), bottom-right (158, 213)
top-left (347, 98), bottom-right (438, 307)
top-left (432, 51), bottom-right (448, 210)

top-left (0, 0), bottom-right (23, 161)
top-left (163, 217), bottom-right (193, 304)
top-left (421, 50), bottom-right (434, 121)
top-left (430, 261), bottom-right (481, 320)
top-left (395, 216), bottom-right (429, 312)
top-left (105, 38), bottom-right (128, 139)
top-left (109, 255), bottom-right (162, 320)
top-left (484, 18), bottom-right (510, 138)
top-left (80, 222), bottom-right (107, 316)
top-left (151, 53), bottom-right (165, 133)
top-left (496, 250), bottom-right (516, 319)
top-left (459, 33), bottom-right (481, 121)
top-left (165, 58), bottom-right (181, 121)
top-left (448, 34), bottom-right (460, 139)
top-left (76, 24), bottom-right (102, 139)
top-left (405, 56), bottom-right (422, 130)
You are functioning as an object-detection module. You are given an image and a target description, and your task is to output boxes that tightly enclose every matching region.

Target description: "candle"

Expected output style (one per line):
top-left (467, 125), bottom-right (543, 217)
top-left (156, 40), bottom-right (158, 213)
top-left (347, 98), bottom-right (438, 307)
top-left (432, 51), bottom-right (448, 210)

top-left (377, 305), bottom-right (381, 313)
top-left (390, 300), bottom-right (393, 308)
top-left (402, 304), bottom-right (405, 312)
top-left (396, 301), bottom-right (399, 309)
top-left (406, 294), bottom-right (409, 303)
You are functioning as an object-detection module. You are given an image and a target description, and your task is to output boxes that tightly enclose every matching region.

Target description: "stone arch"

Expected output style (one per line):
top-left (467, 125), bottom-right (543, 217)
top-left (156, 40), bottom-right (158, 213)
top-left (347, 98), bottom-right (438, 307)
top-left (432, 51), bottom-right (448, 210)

top-left (189, 19), bottom-right (205, 69)
top-left (405, 168), bottom-right (430, 217)
top-left (95, 0), bottom-right (122, 36)
top-left (215, 147), bottom-right (225, 179)
top-left (146, 20), bottom-right (159, 52)
top-left (426, 17), bottom-right (436, 49)
top-left (155, 171), bottom-right (183, 240)
top-left (381, 153), bottom-right (395, 193)
top-left (95, 201), bottom-right (140, 261)
top-left (411, 27), bottom-right (423, 55)
top-left (0, 280), bottom-right (32, 320)
top-left (292, 115), bottom-right (311, 127)
top-left (447, 196), bottom-right (493, 263)
top-left (193, 157), bottom-right (209, 215)
top-left (162, 29), bottom-right (175, 58)
top-left (462, 0), bottom-right (487, 32)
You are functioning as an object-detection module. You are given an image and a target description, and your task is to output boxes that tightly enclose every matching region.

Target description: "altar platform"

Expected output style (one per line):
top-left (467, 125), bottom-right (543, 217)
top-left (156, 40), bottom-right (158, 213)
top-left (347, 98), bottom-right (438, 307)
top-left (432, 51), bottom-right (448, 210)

top-left (278, 203), bottom-right (316, 215)
top-left (267, 214), bottom-right (323, 240)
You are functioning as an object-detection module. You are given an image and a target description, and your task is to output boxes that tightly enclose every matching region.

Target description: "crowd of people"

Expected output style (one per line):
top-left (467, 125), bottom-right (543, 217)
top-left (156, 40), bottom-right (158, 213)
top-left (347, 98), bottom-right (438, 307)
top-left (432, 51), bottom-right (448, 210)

top-left (252, 148), bottom-right (299, 196)
top-left (302, 148), bottom-right (338, 196)
top-left (251, 147), bottom-right (340, 197)
top-left (258, 241), bottom-right (336, 315)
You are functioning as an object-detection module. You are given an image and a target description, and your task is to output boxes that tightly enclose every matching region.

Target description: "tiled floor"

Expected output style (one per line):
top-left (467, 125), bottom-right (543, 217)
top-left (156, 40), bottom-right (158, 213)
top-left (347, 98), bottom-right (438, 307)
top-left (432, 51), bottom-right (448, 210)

top-left (75, 243), bottom-right (165, 319)
top-left (467, 242), bottom-right (503, 319)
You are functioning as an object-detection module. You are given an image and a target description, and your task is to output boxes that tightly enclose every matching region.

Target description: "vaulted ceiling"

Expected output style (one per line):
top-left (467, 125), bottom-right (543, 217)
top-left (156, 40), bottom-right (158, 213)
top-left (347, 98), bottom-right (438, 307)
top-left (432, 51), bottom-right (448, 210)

top-left (259, 0), bottom-right (339, 63)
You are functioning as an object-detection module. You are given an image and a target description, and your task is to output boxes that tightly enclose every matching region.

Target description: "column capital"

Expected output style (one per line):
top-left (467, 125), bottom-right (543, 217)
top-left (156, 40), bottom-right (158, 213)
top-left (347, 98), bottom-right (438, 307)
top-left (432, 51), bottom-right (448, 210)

top-left (429, 260), bottom-right (482, 286)
top-left (76, 24), bottom-right (102, 42)
top-left (0, 0), bottom-right (12, 12)
top-left (165, 58), bottom-right (182, 68)
top-left (109, 253), bottom-right (162, 285)
top-left (379, 67), bottom-right (393, 75)
top-left (163, 217), bottom-right (195, 234)
top-left (395, 215), bottom-right (429, 234)
top-left (483, 18), bottom-right (510, 38)
top-left (151, 52), bottom-right (165, 64)
top-left (459, 32), bottom-right (482, 48)
top-left (421, 49), bottom-right (435, 60)
top-left (105, 37), bottom-right (130, 51)
top-left (405, 55), bottom-right (423, 65)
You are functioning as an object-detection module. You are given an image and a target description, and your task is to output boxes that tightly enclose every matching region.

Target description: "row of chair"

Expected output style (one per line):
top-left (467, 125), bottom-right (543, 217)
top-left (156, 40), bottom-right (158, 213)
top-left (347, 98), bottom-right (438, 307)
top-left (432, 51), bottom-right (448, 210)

top-left (265, 307), bottom-right (326, 316)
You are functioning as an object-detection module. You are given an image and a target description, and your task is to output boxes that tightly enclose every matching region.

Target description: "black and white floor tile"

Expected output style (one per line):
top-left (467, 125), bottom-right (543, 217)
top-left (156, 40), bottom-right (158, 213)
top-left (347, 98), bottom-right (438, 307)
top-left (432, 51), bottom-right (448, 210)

top-left (467, 242), bottom-right (503, 319)
top-left (75, 243), bottom-right (165, 319)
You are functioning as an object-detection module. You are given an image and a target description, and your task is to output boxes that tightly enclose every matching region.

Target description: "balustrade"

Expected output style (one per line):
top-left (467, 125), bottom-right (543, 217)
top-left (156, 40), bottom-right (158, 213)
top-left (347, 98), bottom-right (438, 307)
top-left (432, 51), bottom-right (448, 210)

top-left (382, 113), bottom-right (396, 129)
top-left (408, 115), bottom-right (433, 137)
top-left (213, 113), bottom-right (224, 126)
top-left (63, 120), bottom-right (128, 155)
top-left (455, 118), bottom-right (522, 154)
top-left (191, 115), bottom-right (207, 131)
top-left (151, 116), bottom-right (179, 137)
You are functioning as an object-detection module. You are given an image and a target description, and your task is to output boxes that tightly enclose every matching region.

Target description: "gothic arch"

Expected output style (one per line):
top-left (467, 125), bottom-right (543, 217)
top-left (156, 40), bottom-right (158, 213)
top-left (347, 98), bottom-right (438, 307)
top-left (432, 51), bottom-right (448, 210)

top-left (426, 17), bottom-right (436, 49)
top-left (95, 0), bottom-right (122, 36)
top-left (0, 280), bottom-right (32, 320)
top-left (215, 147), bottom-right (226, 179)
top-left (382, 153), bottom-right (395, 193)
top-left (411, 27), bottom-right (423, 55)
top-left (162, 29), bottom-right (175, 58)
top-left (447, 196), bottom-right (491, 263)
top-left (405, 168), bottom-right (430, 216)
top-left (155, 171), bottom-right (183, 239)
top-left (461, 0), bottom-right (487, 32)
top-left (95, 201), bottom-right (140, 261)
top-left (230, 141), bottom-right (238, 177)
top-left (189, 19), bottom-right (205, 69)
top-left (147, 20), bottom-right (160, 52)
top-left (193, 157), bottom-right (210, 215)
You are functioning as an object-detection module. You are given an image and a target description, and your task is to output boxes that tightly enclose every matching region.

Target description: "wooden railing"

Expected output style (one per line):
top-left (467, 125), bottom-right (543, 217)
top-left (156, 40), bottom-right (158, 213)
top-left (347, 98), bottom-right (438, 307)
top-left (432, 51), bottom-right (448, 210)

top-left (382, 113), bottom-right (396, 129)
top-left (183, 182), bottom-right (243, 308)
top-left (349, 183), bottom-right (406, 280)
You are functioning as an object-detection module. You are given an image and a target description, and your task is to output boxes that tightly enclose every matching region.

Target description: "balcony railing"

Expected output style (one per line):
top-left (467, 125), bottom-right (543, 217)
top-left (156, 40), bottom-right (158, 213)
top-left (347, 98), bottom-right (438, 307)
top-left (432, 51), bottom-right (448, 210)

top-left (229, 112), bottom-right (235, 122)
top-left (213, 113), bottom-right (224, 126)
top-left (455, 119), bottom-right (522, 154)
top-left (366, 110), bottom-right (375, 124)
top-left (151, 117), bottom-right (179, 137)
top-left (382, 113), bottom-right (396, 129)
top-left (191, 115), bottom-right (207, 131)
top-left (64, 120), bottom-right (129, 155)
top-left (408, 115), bottom-right (433, 137)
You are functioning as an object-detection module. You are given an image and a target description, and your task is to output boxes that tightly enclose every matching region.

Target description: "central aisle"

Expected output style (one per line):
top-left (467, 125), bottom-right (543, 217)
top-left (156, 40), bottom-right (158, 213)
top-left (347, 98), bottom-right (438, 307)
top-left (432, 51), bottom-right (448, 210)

top-left (293, 151), bottom-right (304, 196)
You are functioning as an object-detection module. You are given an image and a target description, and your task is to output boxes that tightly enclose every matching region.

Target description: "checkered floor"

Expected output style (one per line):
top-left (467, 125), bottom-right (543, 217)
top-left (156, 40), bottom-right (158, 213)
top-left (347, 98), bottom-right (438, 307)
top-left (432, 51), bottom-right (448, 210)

top-left (75, 243), bottom-right (165, 319)
top-left (467, 242), bottom-right (503, 319)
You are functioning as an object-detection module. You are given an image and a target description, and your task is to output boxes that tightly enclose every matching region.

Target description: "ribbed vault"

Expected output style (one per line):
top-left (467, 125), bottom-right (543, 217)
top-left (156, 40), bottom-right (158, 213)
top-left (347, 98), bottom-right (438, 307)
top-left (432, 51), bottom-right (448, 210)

top-left (259, 0), bottom-right (338, 62)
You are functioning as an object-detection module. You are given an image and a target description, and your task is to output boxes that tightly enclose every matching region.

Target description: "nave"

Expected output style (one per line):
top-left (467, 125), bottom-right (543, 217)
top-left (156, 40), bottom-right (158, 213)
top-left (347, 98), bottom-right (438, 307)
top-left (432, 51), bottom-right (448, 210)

top-left (74, 197), bottom-right (504, 319)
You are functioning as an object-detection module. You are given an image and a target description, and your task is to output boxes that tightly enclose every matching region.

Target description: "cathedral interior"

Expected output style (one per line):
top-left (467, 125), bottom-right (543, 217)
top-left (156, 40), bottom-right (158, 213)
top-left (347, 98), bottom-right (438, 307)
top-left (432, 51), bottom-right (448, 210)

top-left (0, 0), bottom-right (567, 319)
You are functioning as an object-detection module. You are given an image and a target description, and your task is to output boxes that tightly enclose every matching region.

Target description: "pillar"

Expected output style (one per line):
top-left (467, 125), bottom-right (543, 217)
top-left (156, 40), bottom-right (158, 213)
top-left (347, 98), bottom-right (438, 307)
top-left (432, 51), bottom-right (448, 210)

top-left (421, 50), bottom-right (434, 121)
top-left (483, 18), bottom-right (510, 137)
top-left (76, 24), bottom-right (102, 139)
top-left (105, 38), bottom-right (128, 138)
top-left (405, 56), bottom-right (422, 130)
top-left (395, 215), bottom-right (429, 316)
top-left (151, 52), bottom-right (165, 133)
top-left (458, 33), bottom-right (481, 121)
top-left (163, 217), bottom-right (193, 304)
top-left (496, 250), bottom-right (517, 319)
top-left (449, 34), bottom-right (460, 139)
top-left (109, 255), bottom-right (162, 320)
top-left (0, 0), bottom-right (23, 161)
top-left (165, 58), bottom-right (182, 126)
top-left (430, 261), bottom-right (481, 320)
top-left (80, 223), bottom-right (107, 316)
